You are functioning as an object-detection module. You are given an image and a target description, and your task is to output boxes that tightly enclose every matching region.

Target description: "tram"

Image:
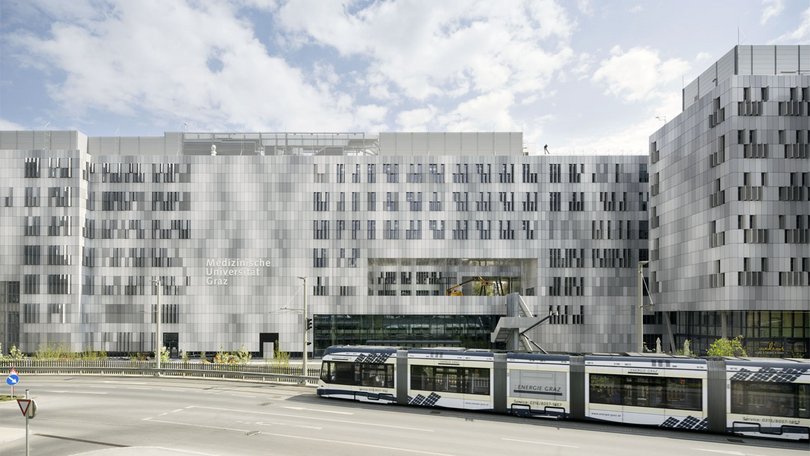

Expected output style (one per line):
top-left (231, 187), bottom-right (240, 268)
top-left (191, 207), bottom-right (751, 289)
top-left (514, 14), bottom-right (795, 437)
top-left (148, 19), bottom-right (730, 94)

top-left (317, 346), bottom-right (810, 441)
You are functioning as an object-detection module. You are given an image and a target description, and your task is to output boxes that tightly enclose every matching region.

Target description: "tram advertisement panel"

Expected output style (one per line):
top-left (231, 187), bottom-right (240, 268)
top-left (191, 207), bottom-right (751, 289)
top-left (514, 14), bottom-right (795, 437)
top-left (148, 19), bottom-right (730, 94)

top-left (510, 369), bottom-right (567, 405)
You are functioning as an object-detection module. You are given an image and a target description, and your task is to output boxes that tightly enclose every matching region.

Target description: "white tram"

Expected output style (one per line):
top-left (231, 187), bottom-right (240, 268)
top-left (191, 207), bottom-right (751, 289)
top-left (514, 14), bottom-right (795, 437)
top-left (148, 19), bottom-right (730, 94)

top-left (317, 346), bottom-right (809, 441)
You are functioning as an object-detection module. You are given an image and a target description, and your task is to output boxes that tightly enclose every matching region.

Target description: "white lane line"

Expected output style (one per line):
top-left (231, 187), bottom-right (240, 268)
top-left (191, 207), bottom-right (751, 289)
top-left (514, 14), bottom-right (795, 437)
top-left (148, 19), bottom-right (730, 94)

top-left (144, 418), bottom-right (250, 434)
top-left (122, 446), bottom-right (218, 456)
top-left (255, 421), bottom-right (322, 431)
top-left (39, 389), bottom-right (107, 395)
top-left (502, 437), bottom-right (579, 448)
top-left (187, 406), bottom-right (433, 432)
top-left (102, 381), bottom-right (148, 385)
top-left (144, 418), bottom-right (452, 455)
top-left (258, 431), bottom-right (457, 456)
top-left (692, 450), bottom-right (746, 455)
top-left (282, 406), bottom-right (353, 415)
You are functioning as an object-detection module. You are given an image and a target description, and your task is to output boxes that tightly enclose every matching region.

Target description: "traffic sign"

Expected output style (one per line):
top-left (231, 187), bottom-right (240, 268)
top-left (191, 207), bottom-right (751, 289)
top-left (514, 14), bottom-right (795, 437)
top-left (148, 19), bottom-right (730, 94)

top-left (6, 373), bottom-right (19, 386)
top-left (17, 399), bottom-right (32, 417)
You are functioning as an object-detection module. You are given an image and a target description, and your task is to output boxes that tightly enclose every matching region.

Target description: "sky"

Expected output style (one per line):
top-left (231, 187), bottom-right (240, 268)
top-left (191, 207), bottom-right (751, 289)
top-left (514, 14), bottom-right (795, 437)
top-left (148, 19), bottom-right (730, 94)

top-left (0, 0), bottom-right (808, 155)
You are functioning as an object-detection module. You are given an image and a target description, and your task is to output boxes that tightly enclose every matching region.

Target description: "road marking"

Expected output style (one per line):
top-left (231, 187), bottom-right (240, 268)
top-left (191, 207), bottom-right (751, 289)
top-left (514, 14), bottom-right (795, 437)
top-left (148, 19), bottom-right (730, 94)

top-left (41, 389), bottom-right (108, 395)
top-left (187, 406), bottom-right (434, 432)
top-left (102, 381), bottom-right (148, 385)
top-left (144, 418), bottom-right (449, 455)
top-left (690, 449), bottom-right (745, 456)
top-left (502, 438), bottom-right (579, 448)
top-left (255, 421), bottom-right (323, 430)
top-left (128, 446), bottom-right (219, 456)
top-left (257, 431), bottom-right (456, 456)
top-left (282, 406), bottom-right (353, 415)
top-left (144, 418), bottom-right (251, 434)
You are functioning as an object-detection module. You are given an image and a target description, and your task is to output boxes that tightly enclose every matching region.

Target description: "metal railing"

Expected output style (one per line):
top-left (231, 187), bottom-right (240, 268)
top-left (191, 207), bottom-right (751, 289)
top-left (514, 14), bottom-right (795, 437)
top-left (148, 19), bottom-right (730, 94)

top-left (0, 359), bottom-right (320, 386)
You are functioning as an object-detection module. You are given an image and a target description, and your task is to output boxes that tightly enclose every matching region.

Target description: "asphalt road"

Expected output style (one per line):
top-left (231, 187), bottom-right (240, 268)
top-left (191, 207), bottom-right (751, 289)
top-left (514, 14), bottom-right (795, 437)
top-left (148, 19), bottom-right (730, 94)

top-left (0, 376), bottom-right (807, 456)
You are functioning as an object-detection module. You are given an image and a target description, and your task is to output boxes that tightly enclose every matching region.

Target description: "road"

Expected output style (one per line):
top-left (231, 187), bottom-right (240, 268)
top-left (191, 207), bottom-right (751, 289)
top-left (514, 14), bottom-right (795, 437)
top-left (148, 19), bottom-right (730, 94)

top-left (0, 376), bottom-right (806, 456)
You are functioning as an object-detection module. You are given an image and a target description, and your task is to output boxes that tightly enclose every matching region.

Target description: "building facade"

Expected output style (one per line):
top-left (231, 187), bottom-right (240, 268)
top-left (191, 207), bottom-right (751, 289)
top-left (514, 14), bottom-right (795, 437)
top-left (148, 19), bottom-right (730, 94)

top-left (0, 131), bottom-right (649, 356)
top-left (649, 45), bottom-right (810, 358)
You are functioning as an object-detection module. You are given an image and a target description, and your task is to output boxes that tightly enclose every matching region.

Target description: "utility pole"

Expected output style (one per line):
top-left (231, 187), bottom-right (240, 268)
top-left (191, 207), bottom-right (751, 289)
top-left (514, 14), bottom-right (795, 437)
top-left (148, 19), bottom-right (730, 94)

top-left (297, 276), bottom-right (308, 377)
top-left (154, 278), bottom-right (162, 374)
top-left (25, 389), bottom-right (30, 456)
top-left (637, 261), bottom-right (649, 352)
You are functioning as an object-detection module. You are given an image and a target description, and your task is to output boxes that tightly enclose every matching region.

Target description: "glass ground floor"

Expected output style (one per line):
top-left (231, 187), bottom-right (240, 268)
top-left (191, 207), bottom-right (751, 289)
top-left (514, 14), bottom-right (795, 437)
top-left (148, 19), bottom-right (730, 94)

top-left (311, 314), bottom-right (498, 357)
top-left (653, 310), bottom-right (810, 358)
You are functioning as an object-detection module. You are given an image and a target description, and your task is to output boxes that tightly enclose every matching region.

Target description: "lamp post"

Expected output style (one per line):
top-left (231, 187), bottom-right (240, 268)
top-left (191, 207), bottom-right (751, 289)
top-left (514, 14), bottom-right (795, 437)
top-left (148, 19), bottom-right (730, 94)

top-left (153, 278), bottom-right (162, 373)
top-left (637, 261), bottom-right (649, 353)
top-left (297, 276), bottom-right (308, 377)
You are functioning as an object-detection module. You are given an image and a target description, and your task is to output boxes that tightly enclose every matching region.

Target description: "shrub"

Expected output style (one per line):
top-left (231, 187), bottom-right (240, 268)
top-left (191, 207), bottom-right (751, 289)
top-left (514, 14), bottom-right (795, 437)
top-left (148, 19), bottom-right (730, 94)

top-left (34, 343), bottom-right (74, 360)
top-left (707, 336), bottom-right (748, 357)
top-left (213, 346), bottom-right (252, 365)
top-left (268, 346), bottom-right (290, 368)
top-left (0, 344), bottom-right (25, 361)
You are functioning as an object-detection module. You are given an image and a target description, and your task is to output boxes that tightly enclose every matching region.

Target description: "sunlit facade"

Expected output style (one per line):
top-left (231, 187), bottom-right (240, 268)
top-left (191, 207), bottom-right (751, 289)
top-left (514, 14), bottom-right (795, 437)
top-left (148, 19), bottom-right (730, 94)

top-left (0, 131), bottom-right (649, 356)
top-left (649, 45), bottom-right (810, 357)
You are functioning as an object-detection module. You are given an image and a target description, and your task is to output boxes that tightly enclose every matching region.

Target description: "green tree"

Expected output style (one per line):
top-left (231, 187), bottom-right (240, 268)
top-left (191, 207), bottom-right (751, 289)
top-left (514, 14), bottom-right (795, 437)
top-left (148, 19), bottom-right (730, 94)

top-left (707, 336), bottom-right (748, 357)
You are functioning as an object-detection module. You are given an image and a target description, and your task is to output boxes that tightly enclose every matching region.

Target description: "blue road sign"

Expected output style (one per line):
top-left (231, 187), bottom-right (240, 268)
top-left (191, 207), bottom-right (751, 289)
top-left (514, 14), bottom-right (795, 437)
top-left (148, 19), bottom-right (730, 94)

top-left (6, 373), bottom-right (19, 386)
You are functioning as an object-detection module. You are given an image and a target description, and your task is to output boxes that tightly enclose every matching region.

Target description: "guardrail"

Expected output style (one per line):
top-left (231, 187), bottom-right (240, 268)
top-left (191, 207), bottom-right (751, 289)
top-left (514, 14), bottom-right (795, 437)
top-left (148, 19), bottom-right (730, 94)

top-left (0, 360), bottom-right (320, 386)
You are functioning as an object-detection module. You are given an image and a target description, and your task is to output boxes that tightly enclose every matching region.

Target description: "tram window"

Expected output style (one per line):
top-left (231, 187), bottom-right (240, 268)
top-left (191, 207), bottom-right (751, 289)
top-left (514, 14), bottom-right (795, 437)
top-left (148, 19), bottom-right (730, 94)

top-left (589, 374), bottom-right (702, 411)
top-left (731, 381), bottom-right (809, 418)
top-left (323, 361), bottom-right (358, 385)
top-left (435, 366), bottom-right (461, 393)
top-left (665, 377), bottom-right (702, 411)
top-left (411, 365), bottom-right (436, 391)
top-left (360, 363), bottom-right (394, 388)
top-left (466, 368), bottom-right (491, 395)
top-left (410, 365), bottom-right (491, 395)
top-left (323, 361), bottom-right (394, 388)
top-left (626, 376), bottom-right (664, 408)
top-left (589, 374), bottom-right (623, 405)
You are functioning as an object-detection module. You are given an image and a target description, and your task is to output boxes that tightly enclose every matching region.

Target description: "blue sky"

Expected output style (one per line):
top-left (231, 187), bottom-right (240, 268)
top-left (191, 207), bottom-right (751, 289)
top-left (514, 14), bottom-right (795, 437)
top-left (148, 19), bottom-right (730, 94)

top-left (0, 0), bottom-right (808, 154)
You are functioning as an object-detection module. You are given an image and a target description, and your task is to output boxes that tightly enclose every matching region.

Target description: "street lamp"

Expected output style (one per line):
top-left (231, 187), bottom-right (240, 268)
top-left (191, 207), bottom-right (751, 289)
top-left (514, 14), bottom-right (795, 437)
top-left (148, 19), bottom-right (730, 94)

top-left (297, 276), bottom-right (308, 377)
top-left (637, 261), bottom-right (650, 353)
top-left (153, 278), bottom-right (162, 373)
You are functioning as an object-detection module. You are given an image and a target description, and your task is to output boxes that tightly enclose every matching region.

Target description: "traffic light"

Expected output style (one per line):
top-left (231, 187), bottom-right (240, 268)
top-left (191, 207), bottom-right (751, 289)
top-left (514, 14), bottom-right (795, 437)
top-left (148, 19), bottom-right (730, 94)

top-left (306, 318), bottom-right (313, 331)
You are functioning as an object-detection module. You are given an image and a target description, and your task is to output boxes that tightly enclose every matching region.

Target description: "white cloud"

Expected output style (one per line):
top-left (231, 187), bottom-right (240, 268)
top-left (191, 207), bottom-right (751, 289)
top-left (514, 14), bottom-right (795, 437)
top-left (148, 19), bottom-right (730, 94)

top-left (555, 92), bottom-right (682, 155)
top-left (576, 0), bottom-right (594, 16)
top-left (275, 0), bottom-right (575, 101)
top-left (572, 52), bottom-right (594, 80)
top-left (772, 6), bottom-right (810, 43)
top-left (437, 90), bottom-right (516, 131)
top-left (396, 106), bottom-right (437, 131)
top-left (592, 46), bottom-right (690, 103)
top-left (0, 117), bottom-right (27, 130)
top-left (628, 4), bottom-right (643, 14)
top-left (761, 0), bottom-right (784, 24)
top-left (695, 52), bottom-right (712, 62)
top-left (10, 0), bottom-right (385, 132)
top-left (6, 0), bottom-right (578, 134)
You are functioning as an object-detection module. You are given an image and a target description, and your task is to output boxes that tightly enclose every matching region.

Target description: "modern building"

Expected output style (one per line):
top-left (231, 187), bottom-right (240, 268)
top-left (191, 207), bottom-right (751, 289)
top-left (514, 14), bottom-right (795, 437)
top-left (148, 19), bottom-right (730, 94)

top-left (649, 45), bottom-right (810, 358)
top-left (0, 130), bottom-right (650, 357)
